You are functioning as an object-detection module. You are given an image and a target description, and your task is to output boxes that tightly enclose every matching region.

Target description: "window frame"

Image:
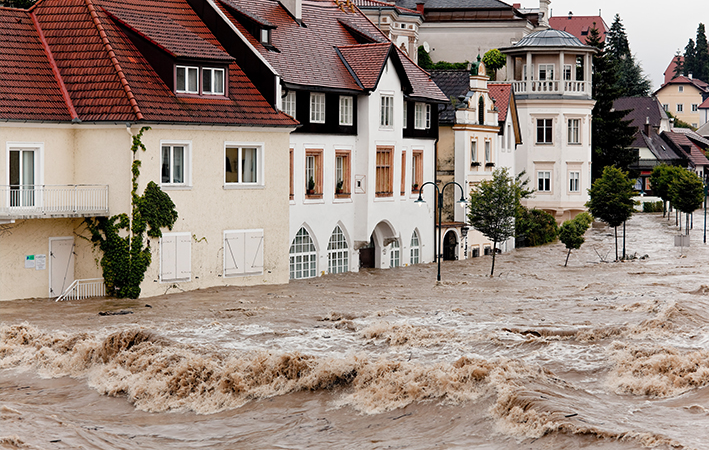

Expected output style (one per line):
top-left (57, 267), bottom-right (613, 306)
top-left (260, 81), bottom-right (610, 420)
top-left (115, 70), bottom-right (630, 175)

top-left (411, 150), bottom-right (423, 192)
top-left (569, 171), bottom-right (580, 193)
top-left (224, 143), bottom-right (263, 188)
top-left (537, 170), bottom-right (551, 192)
top-left (176, 65), bottom-right (226, 96)
top-left (536, 118), bottom-right (554, 144)
top-left (677, 104), bottom-right (684, 113)
top-left (305, 149), bottom-right (323, 198)
top-left (334, 150), bottom-right (351, 198)
top-left (389, 238), bottom-right (400, 268)
top-left (310, 92), bottom-right (326, 124)
top-left (380, 94), bottom-right (394, 128)
top-left (567, 118), bottom-right (581, 145)
top-left (470, 139), bottom-right (478, 167)
top-left (327, 226), bottom-right (349, 274)
top-left (289, 227), bottom-right (317, 279)
top-left (692, 104), bottom-right (699, 112)
top-left (160, 141), bottom-right (191, 187)
top-left (400, 150), bottom-right (407, 195)
top-left (563, 64), bottom-right (572, 81)
top-left (176, 65), bottom-right (199, 94)
top-left (410, 230), bottom-right (420, 265)
top-left (7, 142), bottom-right (43, 208)
top-left (339, 95), bottom-right (353, 126)
top-left (403, 101), bottom-right (408, 129)
top-left (414, 102), bottom-right (431, 129)
top-left (538, 64), bottom-right (554, 81)
top-left (283, 91), bottom-right (296, 118)
top-left (202, 67), bottom-right (225, 95)
top-left (375, 146), bottom-right (394, 197)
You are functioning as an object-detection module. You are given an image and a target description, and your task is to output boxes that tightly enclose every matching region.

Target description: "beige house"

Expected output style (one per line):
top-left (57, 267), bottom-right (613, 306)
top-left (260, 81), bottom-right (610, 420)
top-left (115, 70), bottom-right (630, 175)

top-left (655, 76), bottom-right (709, 129)
top-left (0, 0), bottom-right (296, 301)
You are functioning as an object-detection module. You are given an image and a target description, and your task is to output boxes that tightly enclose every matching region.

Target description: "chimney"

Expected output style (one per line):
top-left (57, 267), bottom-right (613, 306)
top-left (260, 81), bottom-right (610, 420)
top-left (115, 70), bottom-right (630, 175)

top-left (416, 2), bottom-right (424, 14)
top-left (539, 0), bottom-right (550, 28)
top-left (644, 117), bottom-right (652, 136)
top-left (512, 3), bottom-right (520, 8)
top-left (689, 72), bottom-right (693, 79)
top-left (280, 0), bottom-right (302, 21)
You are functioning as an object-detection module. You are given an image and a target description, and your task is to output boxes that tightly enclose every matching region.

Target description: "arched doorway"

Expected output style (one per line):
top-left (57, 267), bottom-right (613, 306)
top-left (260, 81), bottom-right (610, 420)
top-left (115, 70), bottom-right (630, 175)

top-left (443, 230), bottom-right (458, 261)
top-left (359, 235), bottom-right (375, 268)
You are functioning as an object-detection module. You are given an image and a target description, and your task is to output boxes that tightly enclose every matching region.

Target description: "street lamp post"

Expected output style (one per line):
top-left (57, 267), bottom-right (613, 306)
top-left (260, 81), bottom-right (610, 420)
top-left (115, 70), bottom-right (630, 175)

top-left (415, 181), bottom-right (467, 281)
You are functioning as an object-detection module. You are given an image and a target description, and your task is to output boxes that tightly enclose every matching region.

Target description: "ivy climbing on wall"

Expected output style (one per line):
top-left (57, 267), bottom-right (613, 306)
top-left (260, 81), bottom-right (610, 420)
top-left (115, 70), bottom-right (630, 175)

top-left (85, 127), bottom-right (178, 299)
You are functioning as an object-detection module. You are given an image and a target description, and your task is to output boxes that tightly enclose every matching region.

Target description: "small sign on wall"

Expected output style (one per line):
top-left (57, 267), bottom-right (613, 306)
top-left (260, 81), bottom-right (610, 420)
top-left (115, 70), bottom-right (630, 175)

top-left (24, 254), bottom-right (47, 270)
top-left (25, 255), bottom-right (35, 269)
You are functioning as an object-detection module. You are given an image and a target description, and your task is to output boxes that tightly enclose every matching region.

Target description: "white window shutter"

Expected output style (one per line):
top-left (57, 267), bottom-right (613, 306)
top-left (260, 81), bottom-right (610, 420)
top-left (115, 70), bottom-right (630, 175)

top-left (224, 231), bottom-right (245, 276)
top-left (245, 230), bottom-right (264, 274)
top-left (176, 234), bottom-right (191, 280)
top-left (161, 234), bottom-right (177, 281)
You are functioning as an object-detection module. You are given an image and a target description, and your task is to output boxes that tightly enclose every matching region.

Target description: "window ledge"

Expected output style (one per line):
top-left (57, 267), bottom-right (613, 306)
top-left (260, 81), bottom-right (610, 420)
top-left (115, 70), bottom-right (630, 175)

top-left (535, 142), bottom-right (554, 145)
top-left (304, 198), bottom-right (325, 204)
top-left (568, 143), bottom-right (582, 146)
top-left (374, 196), bottom-right (395, 202)
top-left (161, 185), bottom-right (192, 191)
top-left (224, 184), bottom-right (265, 190)
top-left (333, 197), bottom-right (353, 204)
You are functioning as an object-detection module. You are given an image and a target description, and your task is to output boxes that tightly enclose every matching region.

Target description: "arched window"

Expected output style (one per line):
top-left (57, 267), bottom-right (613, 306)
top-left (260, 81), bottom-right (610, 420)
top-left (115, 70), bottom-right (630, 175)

top-left (410, 231), bottom-right (420, 264)
top-left (478, 96), bottom-right (485, 124)
top-left (389, 239), bottom-right (400, 268)
top-left (289, 227), bottom-right (317, 279)
top-left (327, 226), bottom-right (349, 274)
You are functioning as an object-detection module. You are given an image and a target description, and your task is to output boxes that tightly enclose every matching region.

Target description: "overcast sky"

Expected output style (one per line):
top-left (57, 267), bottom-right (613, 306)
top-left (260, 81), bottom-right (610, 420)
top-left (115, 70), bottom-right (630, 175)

top-left (546, 0), bottom-right (709, 91)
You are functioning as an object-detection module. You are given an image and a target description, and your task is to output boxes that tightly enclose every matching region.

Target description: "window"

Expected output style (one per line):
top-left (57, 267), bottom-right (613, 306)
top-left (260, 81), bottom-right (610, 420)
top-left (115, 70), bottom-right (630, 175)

top-left (563, 64), bottom-right (572, 81)
top-left (389, 239), bottom-right (400, 267)
top-left (225, 146), bottom-right (260, 185)
top-left (412, 150), bottom-right (423, 191)
top-left (470, 140), bottom-right (478, 166)
top-left (692, 104), bottom-right (699, 112)
top-left (202, 68), bottom-right (225, 95)
top-left (478, 96), bottom-right (485, 124)
top-left (415, 103), bottom-right (431, 129)
top-left (327, 226), bottom-right (349, 274)
top-left (289, 227), bottom-right (317, 279)
top-left (537, 171), bottom-right (551, 192)
top-left (260, 28), bottom-right (271, 45)
top-left (8, 146), bottom-right (38, 207)
top-left (160, 232), bottom-right (191, 282)
top-left (335, 151), bottom-right (350, 196)
top-left (575, 56), bottom-right (584, 81)
top-left (400, 150), bottom-right (406, 195)
top-left (161, 143), bottom-right (188, 185)
top-left (538, 64), bottom-right (554, 81)
top-left (283, 91), bottom-right (296, 118)
top-left (305, 150), bottom-right (323, 197)
top-left (567, 119), bottom-right (580, 144)
top-left (339, 96), bottom-right (353, 126)
top-left (176, 65), bottom-right (225, 96)
top-left (677, 104), bottom-right (684, 112)
top-left (679, 86), bottom-right (684, 92)
top-left (569, 171), bottom-right (580, 192)
top-left (403, 101), bottom-right (408, 129)
top-left (410, 231), bottom-right (420, 264)
top-left (376, 147), bottom-right (393, 197)
top-left (176, 65), bottom-right (198, 94)
top-left (536, 119), bottom-right (553, 144)
top-left (289, 148), bottom-right (294, 200)
top-left (224, 229), bottom-right (264, 276)
top-left (310, 93), bottom-right (326, 123)
top-left (380, 94), bottom-right (394, 127)
top-left (663, 104), bottom-right (669, 112)
top-left (484, 141), bottom-right (491, 163)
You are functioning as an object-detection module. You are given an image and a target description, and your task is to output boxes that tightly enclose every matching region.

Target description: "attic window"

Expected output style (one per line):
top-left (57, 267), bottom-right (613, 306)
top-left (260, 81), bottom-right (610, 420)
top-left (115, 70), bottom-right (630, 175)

top-left (260, 28), bottom-right (270, 45)
top-left (176, 65), bottom-right (226, 96)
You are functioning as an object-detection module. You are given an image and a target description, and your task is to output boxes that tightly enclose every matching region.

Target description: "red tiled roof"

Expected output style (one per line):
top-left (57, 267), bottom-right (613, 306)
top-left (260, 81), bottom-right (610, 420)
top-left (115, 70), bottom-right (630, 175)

top-left (664, 56), bottom-right (683, 85)
top-left (3, 0), bottom-right (296, 126)
top-left (663, 131), bottom-right (709, 167)
top-left (549, 15), bottom-right (608, 44)
top-left (488, 83), bottom-right (511, 123)
top-left (658, 75), bottom-right (709, 93)
top-left (396, 47), bottom-right (448, 102)
top-left (338, 43), bottom-right (391, 89)
top-left (700, 97), bottom-right (709, 109)
top-left (0, 8), bottom-right (73, 121)
top-left (352, 0), bottom-right (420, 16)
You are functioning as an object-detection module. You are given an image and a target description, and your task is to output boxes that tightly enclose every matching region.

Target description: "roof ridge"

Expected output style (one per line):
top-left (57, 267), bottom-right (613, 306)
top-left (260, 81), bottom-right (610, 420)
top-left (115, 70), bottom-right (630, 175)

top-left (29, 10), bottom-right (79, 121)
top-left (83, 0), bottom-right (143, 120)
top-left (337, 41), bottom-right (390, 49)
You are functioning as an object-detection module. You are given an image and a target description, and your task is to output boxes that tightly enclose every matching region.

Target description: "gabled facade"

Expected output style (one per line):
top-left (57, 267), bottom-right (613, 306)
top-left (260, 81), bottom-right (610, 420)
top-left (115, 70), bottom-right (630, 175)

top-left (353, 0), bottom-right (423, 63)
top-left (501, 29), bottom-right (596, 223)
top-left (662, 128), bottom-right (709, 180)
top-left (0, 0), bottom-right (297, 301)
top-left (191, 0), bottom-right (447, 278)
top-left (548, 13), bottom-right (608, 44)
top-left (655, 76), bottom-right (709, 129)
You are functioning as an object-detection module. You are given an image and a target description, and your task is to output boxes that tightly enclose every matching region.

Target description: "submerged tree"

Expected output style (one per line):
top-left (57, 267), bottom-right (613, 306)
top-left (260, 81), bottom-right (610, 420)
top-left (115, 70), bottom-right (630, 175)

top-left (559, 212), bottom-right (593, 266)
top-left (467, 167), bottom-right (517, 276)
top-left (649, 164), bottom-right (678, 217)
top-left (586, 26), bottom-right (637, 181)
top-left (668, 169), bottom-right (704, 235)
top-left (85, 127), bottom-right (178, 298)
top-left (586, 166), bottom-right (636, 261)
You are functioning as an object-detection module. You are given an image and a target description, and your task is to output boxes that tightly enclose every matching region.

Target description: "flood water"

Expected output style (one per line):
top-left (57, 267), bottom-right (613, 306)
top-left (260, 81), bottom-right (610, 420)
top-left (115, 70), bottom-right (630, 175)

top-left (2, 212), bottom-right (709, 449)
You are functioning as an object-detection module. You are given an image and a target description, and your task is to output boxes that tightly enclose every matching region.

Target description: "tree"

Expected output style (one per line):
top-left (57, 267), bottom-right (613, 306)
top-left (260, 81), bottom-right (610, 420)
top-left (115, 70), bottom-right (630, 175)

top-left (684, 39), bottom-right (697, 78)
top-left (559, 212), bottom-right (593, 266)
top-left (665, 111), bottom-right (696, 130)
top-left (695, 24), bottom-right (709, 82)
top-left (467, 167), bottom-right (517, 276)
top-left (586, 166), bottom-right (636, 261)
top-left (649, 164), bottom-right (679, 217)
top-left (668, 169), bottom-right (704, 235)
top-left (605, 14), bottom-right (651, 97)
top-left (85, 127), bottom-right (178, 298)
top-left (482, 49), bottom-right (506, 80)
top-left (586, 26), bottom-right (638, 181)
top-left (672, 51), bottom-right (684, 79)
top-left (418, 46), bottom-right (433, 71)
top-left (516, 207), bottom-right (558, 246)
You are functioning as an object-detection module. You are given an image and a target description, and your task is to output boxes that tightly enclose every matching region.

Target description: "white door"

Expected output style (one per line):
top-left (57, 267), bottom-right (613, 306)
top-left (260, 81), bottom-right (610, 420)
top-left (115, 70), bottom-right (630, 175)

top-left (49, 237), bottom-right (74, 297)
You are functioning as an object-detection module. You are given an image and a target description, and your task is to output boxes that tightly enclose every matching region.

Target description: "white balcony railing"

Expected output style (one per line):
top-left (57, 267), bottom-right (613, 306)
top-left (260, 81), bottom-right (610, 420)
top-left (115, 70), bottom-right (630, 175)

top-left (56, 278), bottom-right (106, 302)
top-left (510, 80), bottom-right (591, 96)
top-left (0, 185), bottom-right (109, 219)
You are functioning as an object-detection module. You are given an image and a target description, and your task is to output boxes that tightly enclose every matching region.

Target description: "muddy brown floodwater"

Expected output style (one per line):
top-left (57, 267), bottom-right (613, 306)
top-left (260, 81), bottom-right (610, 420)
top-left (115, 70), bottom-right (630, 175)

top-left (2, 212), bottom-right (709, 450)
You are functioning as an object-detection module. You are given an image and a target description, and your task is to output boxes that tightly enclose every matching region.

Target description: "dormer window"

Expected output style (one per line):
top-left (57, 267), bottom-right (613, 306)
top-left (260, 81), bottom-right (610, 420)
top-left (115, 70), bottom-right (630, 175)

top-left (260, 28), bottom-right (270, 45)
top-left (176, 65), bottom-right (226, 96)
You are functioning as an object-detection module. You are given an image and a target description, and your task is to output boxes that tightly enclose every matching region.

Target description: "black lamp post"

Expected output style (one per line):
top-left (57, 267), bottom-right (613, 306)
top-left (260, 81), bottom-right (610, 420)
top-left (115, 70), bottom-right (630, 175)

top-left (415, 181), bottom-right (467, 281)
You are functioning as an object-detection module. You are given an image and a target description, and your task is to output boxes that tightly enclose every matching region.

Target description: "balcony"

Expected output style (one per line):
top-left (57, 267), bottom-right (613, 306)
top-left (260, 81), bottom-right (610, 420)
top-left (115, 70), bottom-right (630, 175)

top-left (510, 80), bottom-right (592, 97)
top-left (0, 185), bottom-right (109, 219)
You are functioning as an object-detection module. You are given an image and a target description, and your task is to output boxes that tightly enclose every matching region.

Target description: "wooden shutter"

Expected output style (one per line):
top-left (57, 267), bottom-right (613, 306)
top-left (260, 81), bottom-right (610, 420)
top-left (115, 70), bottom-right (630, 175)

top-left (245, 230), bottom-right (264, 274)
top-left (161, 234), bottom-right (177, 281)
top-left (176, 234), bottom-right (191, 280)
top-left (224, 231), bottom-right (245, 276)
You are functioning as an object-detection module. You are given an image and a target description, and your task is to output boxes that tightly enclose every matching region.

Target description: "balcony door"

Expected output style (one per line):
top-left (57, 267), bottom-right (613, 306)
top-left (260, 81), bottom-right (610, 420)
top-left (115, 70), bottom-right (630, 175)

top-left (8, 147), bottom-right (37, 208)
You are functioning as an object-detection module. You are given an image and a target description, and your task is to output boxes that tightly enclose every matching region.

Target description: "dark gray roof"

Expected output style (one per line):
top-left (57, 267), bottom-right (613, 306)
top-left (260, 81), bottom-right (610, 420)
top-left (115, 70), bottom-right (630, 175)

top-left (431, 69), bottom-right (469, 124)
top-left (642, 132), bottom-right (684, 164)
top-left (396, 0), bottom-right (512, 10)
top-left (514, 28), bottom-right (584, 47)
top-left (613, 96), bottom-right (666, 147)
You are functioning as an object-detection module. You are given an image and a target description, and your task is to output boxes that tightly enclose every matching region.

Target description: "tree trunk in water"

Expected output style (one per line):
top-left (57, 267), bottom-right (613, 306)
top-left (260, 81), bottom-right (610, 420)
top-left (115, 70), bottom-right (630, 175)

top-left (490, 242), bottom-right (497, 277)
top-left (687, 213), bottom-right (690, 236)
top-left (622, 221), bottom-right (626, 260)
top-left (614, 226), bottom-right (618, 261)
top-left (565, 248), bottom-right (571, 267)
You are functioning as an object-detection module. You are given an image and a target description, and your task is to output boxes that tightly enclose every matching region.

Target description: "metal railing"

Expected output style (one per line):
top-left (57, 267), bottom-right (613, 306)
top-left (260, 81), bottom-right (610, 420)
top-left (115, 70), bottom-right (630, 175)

top-left (0, 185), bottom-right (108, 218)
top-left (55, 278), bottom-right (106, 302)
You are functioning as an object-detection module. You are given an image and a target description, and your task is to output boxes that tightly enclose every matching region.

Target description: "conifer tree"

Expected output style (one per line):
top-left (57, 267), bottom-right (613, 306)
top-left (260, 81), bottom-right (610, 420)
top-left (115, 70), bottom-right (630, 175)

top-left (684, 39), bottom-right (696, 77)
top-left (586, 26), bottom-right (637, 181)
top-left (694, 24), bottom-right (709, 82)
top-left (672, 51), bottom-right (684, 80)
top-left (605, 14), bottom-right (651, 97)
